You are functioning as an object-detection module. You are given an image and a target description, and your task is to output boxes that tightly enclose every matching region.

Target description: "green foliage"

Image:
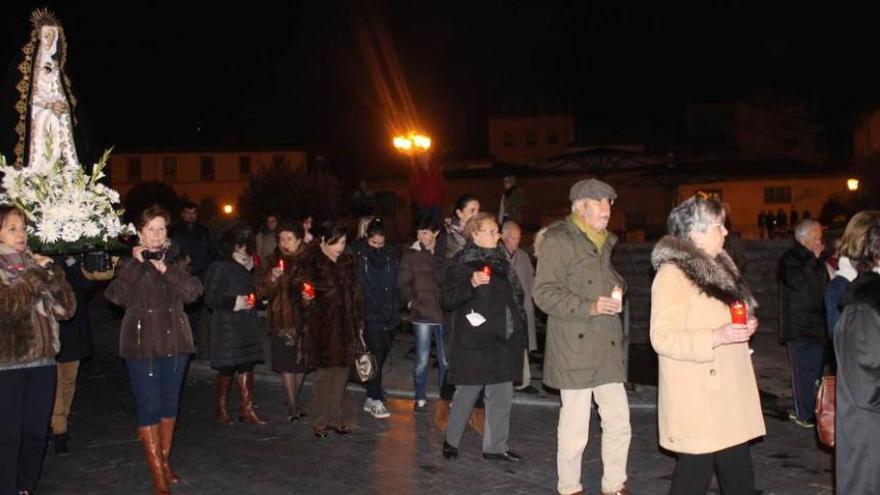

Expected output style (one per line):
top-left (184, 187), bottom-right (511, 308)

top-left (239, 163), bottom-right (341, 225)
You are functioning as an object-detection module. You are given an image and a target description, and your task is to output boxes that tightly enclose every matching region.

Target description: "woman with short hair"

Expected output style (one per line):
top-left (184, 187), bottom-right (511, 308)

top-left (650, 195), bottom-right (765, 494)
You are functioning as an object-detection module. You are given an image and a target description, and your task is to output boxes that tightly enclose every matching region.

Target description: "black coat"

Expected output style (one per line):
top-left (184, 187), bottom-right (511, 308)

top-left (204, 260), bottom-right (264, 370)
top-left (833, 271), bottom-right (880, 493)
top-left (56, 257), bottom-right (94, 363)
top-left (172, 223), bottom-right (216, 277)
top-left (351, 240), bottom-right (401, 331)
top-left (441, 242), bottom-right (526, 385)
top-left (777, 242), bottom-right (828, 343)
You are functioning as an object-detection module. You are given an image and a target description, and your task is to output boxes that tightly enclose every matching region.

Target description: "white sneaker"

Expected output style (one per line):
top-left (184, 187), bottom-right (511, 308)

top-left (366, 399), bottom-right (391, 419)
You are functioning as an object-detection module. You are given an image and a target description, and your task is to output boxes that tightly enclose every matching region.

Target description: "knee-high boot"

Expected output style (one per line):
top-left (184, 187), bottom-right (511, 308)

top-left (237, 371), bottom-right (267, 424)
top-left (138, 425), bottom-right (171, 495)
top-left (215, 374), bottom-right (234, 425)
top-left (158, 417), bottom-right (180, 484)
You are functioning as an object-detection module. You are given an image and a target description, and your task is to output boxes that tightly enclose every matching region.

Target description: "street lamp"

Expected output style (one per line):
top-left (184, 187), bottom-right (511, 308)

top-left (222, 203), bottom-right (234, 215)
top-left (847, 178), bottom-right (860, 192)
top-left (392, 132), bottom-right (432, 155)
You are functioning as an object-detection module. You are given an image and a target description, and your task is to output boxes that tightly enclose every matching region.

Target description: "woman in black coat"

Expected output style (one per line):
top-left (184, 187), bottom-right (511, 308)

top-left (834, 224), bottom-right (880, 493)
top-left (204, 225), bottom-right (266, 425)
top-left (440, 212), bottom-right (527, 462)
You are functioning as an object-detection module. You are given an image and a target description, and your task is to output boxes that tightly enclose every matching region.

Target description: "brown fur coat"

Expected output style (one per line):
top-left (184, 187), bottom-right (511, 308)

top-left (294, 244), bottom-right (364, 369)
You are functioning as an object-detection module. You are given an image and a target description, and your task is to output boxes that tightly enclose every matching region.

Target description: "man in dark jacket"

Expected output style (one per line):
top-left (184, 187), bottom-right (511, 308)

top-left (777, 219), bottom-right (828, 428)
top-left (351, 218), bottom-right (400, 419)
top-left (171, 202), bottom-right (216, 357)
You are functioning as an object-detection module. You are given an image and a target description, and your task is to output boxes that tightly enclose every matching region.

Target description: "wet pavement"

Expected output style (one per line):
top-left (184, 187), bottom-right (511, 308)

top-left (35, 293), bottom-right (831, 494)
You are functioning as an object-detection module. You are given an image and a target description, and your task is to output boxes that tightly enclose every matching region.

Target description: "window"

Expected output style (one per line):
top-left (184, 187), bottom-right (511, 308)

top-left (200, 156), bottom-right (215, 181)
top-left (272, 154), bottom-right (285, 166)
top-left (764, 186), bottom-right (792, 204)
top-left (162, 157), bottom-right (177, 182)
top-left (503, 131), bottom-right (516, 147)
top-left (239, 156), bottom-right (252, 177)
top-left (127, 157), bottom-right (142, 183)
top-left (525, 129), bottom-right (537, 146)
top-left (547, 130), bottom-right (559, 145)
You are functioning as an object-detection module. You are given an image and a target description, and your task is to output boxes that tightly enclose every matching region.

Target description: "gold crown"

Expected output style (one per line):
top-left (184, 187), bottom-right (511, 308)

top-left (30, 8), bottom-right (61, 30)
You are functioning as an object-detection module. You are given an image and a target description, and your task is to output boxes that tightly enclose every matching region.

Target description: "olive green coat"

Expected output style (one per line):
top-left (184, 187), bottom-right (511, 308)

top-left (533, 217), bottom-right (626, 389)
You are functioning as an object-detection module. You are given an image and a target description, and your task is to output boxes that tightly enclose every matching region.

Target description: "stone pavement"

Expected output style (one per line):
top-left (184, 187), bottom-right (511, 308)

top-left (35, 293), bottom-right (828, 494)
top-left (40, 353), bottom-right (832, 495)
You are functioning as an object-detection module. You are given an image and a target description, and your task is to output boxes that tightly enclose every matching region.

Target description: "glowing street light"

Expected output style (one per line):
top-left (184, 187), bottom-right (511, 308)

top-left (393, 132), bottom-right (431, 154)
top-left (847, 178), bottom-right (860, 192)
top-left (222, 203), bottom-right (234, 215)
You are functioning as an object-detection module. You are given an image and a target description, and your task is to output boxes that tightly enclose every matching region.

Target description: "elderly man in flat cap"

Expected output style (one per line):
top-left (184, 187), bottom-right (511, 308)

top-left (533, 178), bottom-right (631, 495)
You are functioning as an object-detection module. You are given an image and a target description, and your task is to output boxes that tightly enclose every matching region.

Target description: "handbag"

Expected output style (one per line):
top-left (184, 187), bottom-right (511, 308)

top-left (353, 332), bottom-right (377, 383)
top-left (815, 375), bottom-right (835, 448)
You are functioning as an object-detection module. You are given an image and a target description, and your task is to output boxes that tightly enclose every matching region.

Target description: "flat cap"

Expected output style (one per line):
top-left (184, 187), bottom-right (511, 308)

top-left (569, 178), bottom-right (617, 202)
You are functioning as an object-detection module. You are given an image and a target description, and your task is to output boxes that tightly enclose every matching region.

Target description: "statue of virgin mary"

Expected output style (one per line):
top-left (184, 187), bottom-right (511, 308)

top-left (2, 9), bottom-right (92, 171)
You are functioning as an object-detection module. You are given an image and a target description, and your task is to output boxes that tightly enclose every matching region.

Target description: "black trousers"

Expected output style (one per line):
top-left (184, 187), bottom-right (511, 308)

top-left (670, 442), bottom-right (755, 495)
top-left (0, 365), bottom-right (56, 495)
top-left (363, 326), bottom-right (395, 400)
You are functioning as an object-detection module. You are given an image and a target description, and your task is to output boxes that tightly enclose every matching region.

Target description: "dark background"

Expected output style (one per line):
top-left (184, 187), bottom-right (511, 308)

top-left (2, 1), bottom-right (878, 175)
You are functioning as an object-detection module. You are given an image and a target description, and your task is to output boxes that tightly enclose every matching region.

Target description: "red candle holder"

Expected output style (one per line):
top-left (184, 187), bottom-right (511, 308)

top-left (729, 300), bottom-right (748, 324)
top-left (277, 259), bottom-right (285, 271)
top-left (246, 293), bottom-right (256, 306)
top-left (302, 282), bottom-right (315, 298)
top-left (481, 265), bottom-right (492, 277)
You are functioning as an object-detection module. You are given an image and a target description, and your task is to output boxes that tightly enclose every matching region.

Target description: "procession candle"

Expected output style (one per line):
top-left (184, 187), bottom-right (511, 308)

top-left (302, 282), bottom-right (316, 298)
top-left (729, 300), bottom-right (748, 325)
top-left (481, 265), bottom-right (492, 277)
top-left (278, 259), bottom-right (285, 271)
top-left (246, 293), bottom-right (256, 306)
top-left (611, 285), bottom-right (623, 302)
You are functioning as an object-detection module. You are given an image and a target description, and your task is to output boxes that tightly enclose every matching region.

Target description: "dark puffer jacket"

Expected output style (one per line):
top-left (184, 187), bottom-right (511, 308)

top-left (351, 240), bottom-right (400, 331)
top-left (204, 259), bottom-right (264, 370)
top-left (777, 242), bottom-right (828, 343)
top-left (105, 244), bottom-right (202, 359)
top-left (398, 242), bottom-right (446, 324)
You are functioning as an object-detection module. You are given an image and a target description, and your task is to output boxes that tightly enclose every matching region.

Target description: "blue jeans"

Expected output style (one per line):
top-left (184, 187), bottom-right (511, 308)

top-left (126, 354), bottom-right (189, 426)
top-left (412, 323), bottom-right (447, 401)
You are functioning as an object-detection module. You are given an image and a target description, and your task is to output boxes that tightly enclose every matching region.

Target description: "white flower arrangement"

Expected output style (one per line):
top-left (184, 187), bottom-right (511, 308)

top-left (0, 147), bottom-right (135, 254)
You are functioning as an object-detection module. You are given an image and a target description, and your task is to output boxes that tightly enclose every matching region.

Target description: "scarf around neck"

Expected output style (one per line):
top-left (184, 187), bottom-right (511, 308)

top-left (569, 213), bottom-right (608, 251)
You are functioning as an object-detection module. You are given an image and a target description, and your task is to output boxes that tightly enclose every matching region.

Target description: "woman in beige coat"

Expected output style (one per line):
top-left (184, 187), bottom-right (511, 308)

top-left (650, 195), bottom-right (765, 495)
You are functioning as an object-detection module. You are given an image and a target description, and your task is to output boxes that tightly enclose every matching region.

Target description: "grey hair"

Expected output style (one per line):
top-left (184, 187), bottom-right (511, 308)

top-left (794, 219), bottom-right (820, 242)
top-left (667, 195), bottom-right (725, 238)
top-left (501, 220), bottom-right (520, 234)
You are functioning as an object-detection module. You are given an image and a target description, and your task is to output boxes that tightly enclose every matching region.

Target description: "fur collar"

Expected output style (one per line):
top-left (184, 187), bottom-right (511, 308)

top-left (651, 235), bottom-right (757, 309)
top-left (840, 271), bottom-right (880, 314)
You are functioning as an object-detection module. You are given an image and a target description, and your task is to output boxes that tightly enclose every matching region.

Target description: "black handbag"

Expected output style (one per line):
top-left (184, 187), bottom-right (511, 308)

top-left (353, 332), bottom-right (377, 383)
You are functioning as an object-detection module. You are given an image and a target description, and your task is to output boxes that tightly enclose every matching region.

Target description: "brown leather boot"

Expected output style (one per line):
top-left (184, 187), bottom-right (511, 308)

top-left (468, 407), bottom-right (485, 436)
top-left (158, 417), bottom-right (180, 484)
top-left (215, 374), bottom-right (234, 425)
top-left (138, 425), bottom-right (171, 495)
top-left (434, 399), bottom-right (451, 431)
top-left (237, 372), bottom-right (267, 424)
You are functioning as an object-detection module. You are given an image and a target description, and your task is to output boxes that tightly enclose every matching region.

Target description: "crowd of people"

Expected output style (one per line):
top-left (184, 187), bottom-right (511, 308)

top-left (2, 174), bottom-right (879, 495)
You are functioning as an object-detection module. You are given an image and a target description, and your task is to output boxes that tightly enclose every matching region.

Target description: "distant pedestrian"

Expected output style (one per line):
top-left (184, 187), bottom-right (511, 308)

top-left (255, 214), bottom-right (279, 263)
top-left (498, 175), bottom-right (524, 225)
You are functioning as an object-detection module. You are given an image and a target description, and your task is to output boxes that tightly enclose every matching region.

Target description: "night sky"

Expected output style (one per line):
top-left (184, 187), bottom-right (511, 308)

top-left (2, 1), bottom-right (878, 176)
